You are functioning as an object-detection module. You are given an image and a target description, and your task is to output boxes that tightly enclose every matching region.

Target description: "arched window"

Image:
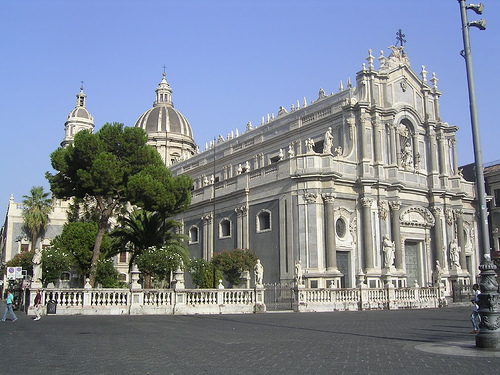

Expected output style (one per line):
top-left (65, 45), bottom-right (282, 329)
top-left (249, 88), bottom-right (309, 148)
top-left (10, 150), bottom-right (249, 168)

top-left (219, 219), bottom-right (231, 238)
top-left (189, 226), bottom-right (199, 244)
top-left (257, 210), bottom-right (271, 232)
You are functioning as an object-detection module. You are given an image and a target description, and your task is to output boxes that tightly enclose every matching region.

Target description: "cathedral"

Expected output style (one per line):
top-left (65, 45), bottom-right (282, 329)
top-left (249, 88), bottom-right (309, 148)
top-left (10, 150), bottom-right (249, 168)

top-left (135, 45), bottom-right (482, 291)
top-left (1, 44), bottom-right (484, 295)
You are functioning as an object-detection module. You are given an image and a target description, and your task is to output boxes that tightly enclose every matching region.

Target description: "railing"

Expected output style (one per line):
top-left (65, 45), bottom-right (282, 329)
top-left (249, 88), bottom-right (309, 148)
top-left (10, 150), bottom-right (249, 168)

top-left (295, 286), bottom-right (439, 312)
top-left (31, 285), bottom-right (440, 316)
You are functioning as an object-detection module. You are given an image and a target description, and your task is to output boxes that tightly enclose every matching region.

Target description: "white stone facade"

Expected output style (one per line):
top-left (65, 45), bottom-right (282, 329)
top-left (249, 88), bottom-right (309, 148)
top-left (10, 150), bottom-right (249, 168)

top-left (166, 46), bottom-right (481, 292)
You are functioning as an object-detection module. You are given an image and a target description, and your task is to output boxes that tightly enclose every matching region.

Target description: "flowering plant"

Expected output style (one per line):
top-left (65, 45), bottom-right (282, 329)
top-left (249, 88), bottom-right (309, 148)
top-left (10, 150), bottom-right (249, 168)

top-left (211, 249), bottom-right (258, 287)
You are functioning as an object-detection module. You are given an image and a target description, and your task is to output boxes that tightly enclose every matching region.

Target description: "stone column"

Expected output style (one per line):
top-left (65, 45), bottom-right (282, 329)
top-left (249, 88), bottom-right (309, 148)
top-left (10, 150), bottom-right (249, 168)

top-left (360, 115), bottom-right (369, 160)
top-left (430, 206), bottom-right (444, 267)
top-left (323, 193), bottom-right (337, 271)
top-left (437, 132), bottom-right (447, 175)
top-left (389, 201), bottom-right (403, 270)
top-left (235, 206), bottom-right (247, 249)
top-left (361, 197), bottom-right (374, 270)
top-left (389, 123), bottom-right (397, 165)
top-left (455, 209), bottom-right (467, 270)
top-left (451, 138), bottom-right (459, 175)
top-left (372, 119), bottom-right (382, 164)
top-left (428, 127), bottom-right (438, 174)
top-left (202, 213), bottom-right (213, 261)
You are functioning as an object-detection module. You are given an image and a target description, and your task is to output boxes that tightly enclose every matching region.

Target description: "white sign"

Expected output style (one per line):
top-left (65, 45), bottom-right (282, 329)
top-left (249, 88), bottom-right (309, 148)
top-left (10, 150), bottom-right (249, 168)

top-left (15, 267), bottom-right (23, 279)
top-left (6, 267), bottom-right (16, 280)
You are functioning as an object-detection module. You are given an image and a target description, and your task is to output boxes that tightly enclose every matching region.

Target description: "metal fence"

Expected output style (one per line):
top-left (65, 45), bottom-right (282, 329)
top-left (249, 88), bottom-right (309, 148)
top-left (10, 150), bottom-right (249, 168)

top-left (263, 283), bottom-right (294, 311)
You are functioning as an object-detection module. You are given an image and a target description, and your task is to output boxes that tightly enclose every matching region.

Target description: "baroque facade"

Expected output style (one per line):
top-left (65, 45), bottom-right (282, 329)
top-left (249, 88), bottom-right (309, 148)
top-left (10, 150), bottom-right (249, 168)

top-left (136, 46), bottom-right (483, 291)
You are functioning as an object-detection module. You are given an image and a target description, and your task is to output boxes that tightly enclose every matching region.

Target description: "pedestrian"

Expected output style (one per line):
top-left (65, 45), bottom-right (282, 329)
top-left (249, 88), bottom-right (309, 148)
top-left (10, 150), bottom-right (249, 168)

top-left (33, 289), bottom-right (42, 321)
top-left (470, 283), bottom-right (480, 334)
top-left (2, 290), bottom-right (18, 322)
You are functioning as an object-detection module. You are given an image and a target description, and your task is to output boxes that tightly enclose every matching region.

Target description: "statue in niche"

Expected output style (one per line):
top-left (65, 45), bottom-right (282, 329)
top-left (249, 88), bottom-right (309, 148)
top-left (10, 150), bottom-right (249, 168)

top-left (323, 127), bottom-right (334, 154)
top-left (401, 141), bottom-right (413, 170)
top-left (305, 138), bottom-right (315, 154)
top-left (288, 144), bottom-right (295, 158)
top-left (245, 160), bottom-right (251, 172)
top-left (449, 239), bottom-right (461, 268)
top-left (32, 247), bottom-right (42, 283)
top-left (295, 261), bottom-right (303, 285)
top-left (382, 235), bottom-right (395, 268)
top-left (237, 164), bottom-right (243, 175)
top-left (254, 259), bottom-right (264, 287)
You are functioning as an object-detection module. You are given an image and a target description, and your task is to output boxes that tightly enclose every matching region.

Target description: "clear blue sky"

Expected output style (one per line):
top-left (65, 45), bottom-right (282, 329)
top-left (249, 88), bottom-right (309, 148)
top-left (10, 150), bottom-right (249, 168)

top-left (1, 0), bottom-right (499, 218)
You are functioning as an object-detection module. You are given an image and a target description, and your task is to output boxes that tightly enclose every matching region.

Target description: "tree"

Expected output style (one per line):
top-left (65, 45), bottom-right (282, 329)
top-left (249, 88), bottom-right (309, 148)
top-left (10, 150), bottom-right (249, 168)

top-left (46, 123), bottom-right (192, 286)
top-left (110, 209), bottom-right (189, 288)
top-left (21, 186), bottom-right (53, 251)
top-left (135, 244), bottom-right (189, 288)
top-left (50, 221), bottom-right (112, 283)
top-left (41, 246), bottom-right (73, 286)
top-left (211, 249), bottom-right (258, 287)
top-left (188, 258), bottom-right (223, 289)
top-left (95, 259), bottom-right (126, 288)
top-left (6, 250), bottom-right (34, 278)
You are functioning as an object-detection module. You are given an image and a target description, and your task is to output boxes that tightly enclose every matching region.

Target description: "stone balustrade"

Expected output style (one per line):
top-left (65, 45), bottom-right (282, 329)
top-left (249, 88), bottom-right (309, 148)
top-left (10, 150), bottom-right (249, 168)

top-left (28, 285), bottom-right (439, 316)
top-left (294, 285), bottom-right (439, 312)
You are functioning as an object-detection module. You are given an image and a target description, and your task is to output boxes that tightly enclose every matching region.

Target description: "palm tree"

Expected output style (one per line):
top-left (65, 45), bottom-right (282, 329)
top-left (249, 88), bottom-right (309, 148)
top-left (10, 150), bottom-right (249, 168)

top-left (110, 209), bottom-right (188, 288)
top-left (22, 186), bottom-right (53, 251)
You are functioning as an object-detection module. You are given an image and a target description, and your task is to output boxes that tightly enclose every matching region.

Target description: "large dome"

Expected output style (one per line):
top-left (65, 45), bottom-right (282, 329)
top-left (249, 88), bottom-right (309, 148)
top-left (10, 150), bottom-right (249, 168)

top-left (134, 73), bottom-right (196, 166)
top-left (134, 105), bottom-right (193, 138)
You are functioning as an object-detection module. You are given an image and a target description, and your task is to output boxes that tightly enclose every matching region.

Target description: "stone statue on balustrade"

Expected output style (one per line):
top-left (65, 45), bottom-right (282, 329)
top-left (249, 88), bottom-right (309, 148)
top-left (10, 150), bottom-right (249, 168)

top-left (382, 235), bottom-right (395, 269)
top-left (32, 247), bottom-right (43, 285)
top-left (295, 261), bottom-right (303, 287)
top-left (254, 259), bottom-right (264, 287)
top-left (305, 138), bottom-right (315, 154)
top-left (323, 127), bottom-right (334, 154)
top-left (433, 260), bottom-right (444, 285)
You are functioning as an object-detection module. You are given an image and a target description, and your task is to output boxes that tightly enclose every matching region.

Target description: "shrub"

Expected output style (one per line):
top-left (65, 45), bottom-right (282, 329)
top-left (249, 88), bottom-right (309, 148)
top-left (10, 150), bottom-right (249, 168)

top-left (189, 258), bottom-right (223, 288)
top-left (211, 249), bottom-right (258, 287)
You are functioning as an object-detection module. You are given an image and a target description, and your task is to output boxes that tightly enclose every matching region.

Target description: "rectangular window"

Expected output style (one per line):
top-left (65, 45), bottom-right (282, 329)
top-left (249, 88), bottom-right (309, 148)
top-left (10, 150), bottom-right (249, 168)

top-left (494, 189), bottom-right (500, 207)
top-left (119, 252), bottom-right (127, 263)
top-left (21, 244), bottom-right (29, 252)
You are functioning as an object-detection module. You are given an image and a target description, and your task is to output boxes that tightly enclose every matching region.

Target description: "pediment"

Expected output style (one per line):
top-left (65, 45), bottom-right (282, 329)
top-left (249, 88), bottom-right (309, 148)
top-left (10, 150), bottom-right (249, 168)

top-left (400, 206), bottom-right (435, 228)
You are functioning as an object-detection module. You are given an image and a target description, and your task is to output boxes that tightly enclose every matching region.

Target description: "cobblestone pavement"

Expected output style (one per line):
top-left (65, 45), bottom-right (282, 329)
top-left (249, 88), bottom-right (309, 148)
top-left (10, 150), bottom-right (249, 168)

top-left (0, 303), bottom-right (499, 375)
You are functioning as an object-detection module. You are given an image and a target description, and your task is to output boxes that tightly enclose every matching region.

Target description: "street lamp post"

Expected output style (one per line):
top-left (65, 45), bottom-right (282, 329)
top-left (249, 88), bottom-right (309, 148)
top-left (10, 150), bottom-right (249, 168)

top-left (458, 1), bottom-right (490, 258)
top-left (458, 1), bottom-right (500, 349)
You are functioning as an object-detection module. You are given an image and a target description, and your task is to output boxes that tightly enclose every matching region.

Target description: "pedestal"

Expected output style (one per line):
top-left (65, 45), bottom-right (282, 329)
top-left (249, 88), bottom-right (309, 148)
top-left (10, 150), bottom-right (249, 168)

top-left (476, 255), bottom-right (500, 349)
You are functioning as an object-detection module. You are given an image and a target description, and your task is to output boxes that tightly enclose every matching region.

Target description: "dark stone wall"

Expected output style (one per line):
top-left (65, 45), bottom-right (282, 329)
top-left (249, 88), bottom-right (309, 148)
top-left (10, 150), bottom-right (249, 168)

top-left (249, 199), bottom-right (280, 284)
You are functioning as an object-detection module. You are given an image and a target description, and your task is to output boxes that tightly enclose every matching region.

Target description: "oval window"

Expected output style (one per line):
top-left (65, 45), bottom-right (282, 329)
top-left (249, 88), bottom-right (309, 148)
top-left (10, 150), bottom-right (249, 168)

top-left (336, 218), bottom-right (346, 238)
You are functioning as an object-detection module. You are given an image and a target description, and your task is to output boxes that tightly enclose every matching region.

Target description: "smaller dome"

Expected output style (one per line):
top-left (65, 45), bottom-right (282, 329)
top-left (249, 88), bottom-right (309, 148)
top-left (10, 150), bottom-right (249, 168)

top-left (66, 87), bottom-right (93, 122)
top-left (61, 86), bottom-right (94, 148)
top-left (67, 107), bottom-right (92, 120)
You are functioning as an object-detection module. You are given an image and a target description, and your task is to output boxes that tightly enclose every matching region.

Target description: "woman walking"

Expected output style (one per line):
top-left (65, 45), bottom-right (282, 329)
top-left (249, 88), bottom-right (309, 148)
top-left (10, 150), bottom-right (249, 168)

top-left (2, 290), bottom-right (18, 322)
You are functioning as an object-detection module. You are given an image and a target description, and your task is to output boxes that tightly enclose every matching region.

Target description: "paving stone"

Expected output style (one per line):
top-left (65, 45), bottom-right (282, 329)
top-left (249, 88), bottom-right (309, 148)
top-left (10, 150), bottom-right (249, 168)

top-left (0, 301), bottom-right (499, 374)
